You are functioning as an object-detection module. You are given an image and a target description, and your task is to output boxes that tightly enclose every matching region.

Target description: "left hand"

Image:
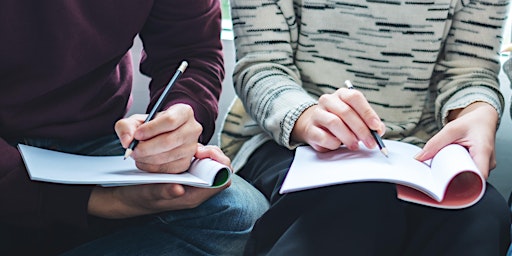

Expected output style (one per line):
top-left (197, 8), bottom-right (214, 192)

top-left (415, 102), bottom-right (498, 179)
top-left (88, 144), bottom-right (231, 219)
top-left (115, 103), bottom-right (203, 174)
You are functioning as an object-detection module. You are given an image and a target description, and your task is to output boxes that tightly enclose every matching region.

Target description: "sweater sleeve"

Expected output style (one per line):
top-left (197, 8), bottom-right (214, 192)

top-left (230, 0), bottom-right (317, 149)
top-left (0, 139), bottom-right (93, 229)
top-left (138, 0), bottom-right (225, 144)
top-left (433, 0), bottom-right (507, 126)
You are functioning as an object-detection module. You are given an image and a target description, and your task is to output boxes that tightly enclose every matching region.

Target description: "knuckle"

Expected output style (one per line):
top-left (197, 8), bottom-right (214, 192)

top-left (309, 130), bottom-right (339, 150)
top-left (162, 112), bottom-right (178, 123)
top-left (323, 115), bottom-right (339, 128)
top-left (192, 121), bottom-right (203, 136)
top-left (318, 94), bottom-right (332, 105)
top-left (163, 133), bottom-right (178, 147)
top-left (343, 89), bottom-right (363, 102)
top-left (183, 104), bottom-right (194, 114)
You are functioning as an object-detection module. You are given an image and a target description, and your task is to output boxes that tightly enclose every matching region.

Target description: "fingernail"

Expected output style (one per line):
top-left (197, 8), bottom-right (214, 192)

top-left (414, 150), bottom-right (424, 160)
top-left (367, 139), bottom-right (376, 149)
top-left (349, 142), bottom-right (360, 151)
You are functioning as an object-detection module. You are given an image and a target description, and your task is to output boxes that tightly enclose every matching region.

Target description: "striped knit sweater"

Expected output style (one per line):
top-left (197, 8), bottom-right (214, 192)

top-left (220, 0), bottom-right (509, 171)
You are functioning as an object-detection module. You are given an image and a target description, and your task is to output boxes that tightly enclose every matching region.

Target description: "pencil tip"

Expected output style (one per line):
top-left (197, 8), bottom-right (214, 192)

top-left (381, 148), bottom-right (389, 158)
top-left (123, 148), bottom-right (132, 160)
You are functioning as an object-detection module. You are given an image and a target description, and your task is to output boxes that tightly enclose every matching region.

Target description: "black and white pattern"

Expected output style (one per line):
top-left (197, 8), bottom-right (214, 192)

top-left (221, 0), bottom-right (508, 169)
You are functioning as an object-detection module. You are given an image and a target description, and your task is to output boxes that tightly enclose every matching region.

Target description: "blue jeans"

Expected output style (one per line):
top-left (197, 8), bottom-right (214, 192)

top-left (20, 135), bottom-right (269, 256)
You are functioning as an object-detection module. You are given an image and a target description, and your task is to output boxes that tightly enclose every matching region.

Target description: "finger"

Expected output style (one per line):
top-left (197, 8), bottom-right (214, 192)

top-left (306, 123), bottom-right (345, 151)
top-left (158, 183), bottom-right (186, 199)
top-left (114, 114), bottom-right (148, 148)
top-left (136, 155), bottom-right (192, 174)
top-left (318, 93), bottom-right (373, 149)
top-left (415, 123), bottom-right (462, 161)
top-left (489, 149), bottom-right (497, 171)
top-left (195, 144), bottom-right (232, 167)
top-left (292, 105), bottom-right (346, 150)
top-left (337, 89), bottom-right (384, 133)
top-left (135, 104), bottom-right (194, 141)
top-left (134, 143), bottom-right (197, 173)
top-left (470, 150), bottom-right (490, 179)
top-left (179, 181), bottom-right (231, 209)
top-left (133, 125), bottom-right (196, 157)
top-left (468, 143), bottom-right (494, 179)
top-left (158, 182), bottom-right (231, 210)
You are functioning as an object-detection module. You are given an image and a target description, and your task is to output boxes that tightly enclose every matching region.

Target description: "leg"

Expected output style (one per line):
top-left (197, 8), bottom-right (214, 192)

top-left (402, 183), bottom-right (511, 256)
top-left (238, 141), bottom-right (407, 255)
top-left (18, 135), bottom-right (268, 255)
top-left (0, 135), bottom-right (127, 255)
top-left (239, 140), bottom-right (511, 256)
top-left (62, 175), bottom-right (269, 256)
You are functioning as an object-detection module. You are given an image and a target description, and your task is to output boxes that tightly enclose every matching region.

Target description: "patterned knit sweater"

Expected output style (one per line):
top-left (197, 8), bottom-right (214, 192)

top-left (221, 0), bottom-right (509, 171)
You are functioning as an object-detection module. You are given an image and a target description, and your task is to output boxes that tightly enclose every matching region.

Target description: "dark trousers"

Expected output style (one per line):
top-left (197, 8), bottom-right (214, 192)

top-left (238, 141), bottom-right (511, 256)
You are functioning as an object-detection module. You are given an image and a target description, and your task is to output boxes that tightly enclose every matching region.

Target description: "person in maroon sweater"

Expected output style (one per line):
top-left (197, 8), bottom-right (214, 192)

top-left (0, 1), bottom-right (268, 255)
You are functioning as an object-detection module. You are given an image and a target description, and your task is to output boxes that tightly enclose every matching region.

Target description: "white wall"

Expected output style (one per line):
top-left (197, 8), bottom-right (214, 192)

top-left (127, 37), bottom-right (236, 146)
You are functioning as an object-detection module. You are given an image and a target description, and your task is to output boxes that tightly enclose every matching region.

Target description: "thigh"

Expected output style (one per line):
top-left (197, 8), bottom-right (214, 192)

top-left (62, 175), bottom-right (268, 256)
top-left (240, 141), bottom-right (407, 255)
top-left (238, 140), bottom-right (295, 204)
top-left (403, 183), bottom-right (511, 256)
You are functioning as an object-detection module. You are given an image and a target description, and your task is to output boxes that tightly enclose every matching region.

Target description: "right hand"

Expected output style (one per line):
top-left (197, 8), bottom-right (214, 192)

top-left (115, 103), bottom-right (203, 174)
top-left (88, 144), bottom-right (231, 219)
top-left (291, 87), bottom-right (385, 152)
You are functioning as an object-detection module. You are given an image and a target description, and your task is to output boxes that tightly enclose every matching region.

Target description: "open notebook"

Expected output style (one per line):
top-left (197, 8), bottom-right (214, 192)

top-left (18, 144), bottom-right (231, 188)
top-left (280, 140), bottom-right (485, 209)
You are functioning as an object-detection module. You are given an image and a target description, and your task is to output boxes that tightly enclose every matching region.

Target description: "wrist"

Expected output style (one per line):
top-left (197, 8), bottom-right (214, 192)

top-left (447, 101), bottom-right (497, 122)
top-left (88, 186), bottom-right (127, 219)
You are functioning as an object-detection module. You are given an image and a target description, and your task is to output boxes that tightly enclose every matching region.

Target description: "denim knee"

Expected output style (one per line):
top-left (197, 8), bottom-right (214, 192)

top-left (209, 174), bottom-right (269, 232)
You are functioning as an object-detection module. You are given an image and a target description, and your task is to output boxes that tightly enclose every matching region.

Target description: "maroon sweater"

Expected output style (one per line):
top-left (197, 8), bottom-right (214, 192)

top-left (0, 0), bottom-right (224, 230)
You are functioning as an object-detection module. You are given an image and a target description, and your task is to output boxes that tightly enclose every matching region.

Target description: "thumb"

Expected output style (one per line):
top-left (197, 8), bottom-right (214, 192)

top-left (414, 132), bottom-right (452, 162)
top-left (160, 183), bottom-right (186, 199)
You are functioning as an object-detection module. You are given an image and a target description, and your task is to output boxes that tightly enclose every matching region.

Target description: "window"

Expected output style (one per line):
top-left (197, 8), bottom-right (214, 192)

top-left (221, 0), bottom-right (233, 40)
top-left (503, 13), bottom-right (512, 51)
top-left (221, 0), bottom-right (231, 20)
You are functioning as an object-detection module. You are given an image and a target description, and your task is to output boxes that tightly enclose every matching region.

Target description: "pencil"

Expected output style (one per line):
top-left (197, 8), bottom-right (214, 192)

top-left (344, 80), bottom-right (389, 157)
top-left (123, 60), bottom-right (189, 160)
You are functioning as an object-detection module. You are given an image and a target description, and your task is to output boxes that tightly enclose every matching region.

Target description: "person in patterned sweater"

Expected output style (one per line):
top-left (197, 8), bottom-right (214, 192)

top-left (221, 0), bottom-right (511, 255)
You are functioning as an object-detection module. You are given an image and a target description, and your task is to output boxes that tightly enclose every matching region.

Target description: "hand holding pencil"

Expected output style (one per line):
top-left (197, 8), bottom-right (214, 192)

top-left (290, 79), bottom-right (387, 155)
top-left (344, 80), bottom-right (388, 157)
top-left (115, 61), bottom-right (204, 174)
top-left (124, 61), bottom-right (188, 160)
